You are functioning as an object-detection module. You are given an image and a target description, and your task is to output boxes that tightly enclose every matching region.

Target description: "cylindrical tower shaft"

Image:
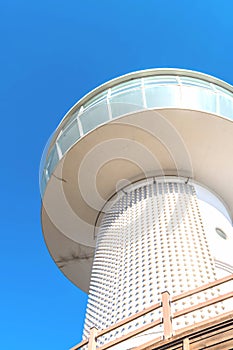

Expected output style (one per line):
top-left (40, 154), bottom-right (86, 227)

top-left (83, 178), bottom-right (229, 347)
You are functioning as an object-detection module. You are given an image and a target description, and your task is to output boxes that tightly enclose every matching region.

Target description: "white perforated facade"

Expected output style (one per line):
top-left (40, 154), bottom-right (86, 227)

top-left (83, 178), bottom-right (233, 346)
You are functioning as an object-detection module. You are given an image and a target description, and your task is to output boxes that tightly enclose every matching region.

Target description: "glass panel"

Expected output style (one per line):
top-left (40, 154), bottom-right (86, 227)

top-left (111, 79), bottom-right (141, 94)
top-left (67, 109), bottom-right (80, 124)
top-left (80, 101), bottom-right (110, 134)
top-left (46, 145), bottom-right (59, 178)
top-left (181, 86), bottom-right (216, 113)
top-left (215, 85), bottom-right (233, 98)
top-left (40, 172), bottom-right (47, 197)
top-left (145, 85), bottom-right (180, 108)
top-left (144, 75), bottom-right (178, 86)
top-left (83, 90), bottom-right (107, 109)
top-left (57, 119), bottom-right (80, 154)
top-left (219, 94), bottom-right (233, 120)
top-left (110, 88), bottom-right (144, 118)
top-left (59, 109), bottom-right (80, 135)
top-left (180, 77), bottom-right (212, 90)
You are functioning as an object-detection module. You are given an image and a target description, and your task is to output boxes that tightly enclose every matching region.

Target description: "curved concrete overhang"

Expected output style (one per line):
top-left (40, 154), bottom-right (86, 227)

top-left (41, 108), bottom-right (233, 292)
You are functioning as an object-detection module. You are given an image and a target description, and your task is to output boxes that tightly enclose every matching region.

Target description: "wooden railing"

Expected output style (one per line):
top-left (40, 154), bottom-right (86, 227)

top-left (70, 274), bottom-right (233, 350)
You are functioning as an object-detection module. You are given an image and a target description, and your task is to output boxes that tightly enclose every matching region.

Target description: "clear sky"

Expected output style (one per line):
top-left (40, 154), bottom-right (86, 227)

top-left (1, 1), bottom-right (233, 349)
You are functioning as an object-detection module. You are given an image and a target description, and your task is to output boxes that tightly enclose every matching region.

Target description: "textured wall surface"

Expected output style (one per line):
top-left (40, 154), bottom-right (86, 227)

top-left (83, 178), bottom-right (232, 347)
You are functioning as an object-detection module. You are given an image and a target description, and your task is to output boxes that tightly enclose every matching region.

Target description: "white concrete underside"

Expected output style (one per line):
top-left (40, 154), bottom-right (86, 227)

top-left (41, 108), bottom-right (233, 292)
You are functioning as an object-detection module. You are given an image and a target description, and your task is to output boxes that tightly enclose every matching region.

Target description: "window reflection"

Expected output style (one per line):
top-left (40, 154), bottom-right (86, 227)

top-left (145, 85), bottom-right (180, 108)
top-left (46, 145), bottom-right (58, 177)
top-left (80, 101), bottom-right (109, 134)
top-left (58, 119), bottom-right (80, 154)
top-left (110, 88), bottom-right (144, 118)
top-left (181, 86), bottom-right (216, 113)
top-left (219, 95), bottom-right (233, 119)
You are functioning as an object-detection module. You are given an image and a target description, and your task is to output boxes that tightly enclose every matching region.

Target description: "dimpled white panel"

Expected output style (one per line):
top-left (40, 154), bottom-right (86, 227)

top-left (83, 178), bottom-right (225, 347)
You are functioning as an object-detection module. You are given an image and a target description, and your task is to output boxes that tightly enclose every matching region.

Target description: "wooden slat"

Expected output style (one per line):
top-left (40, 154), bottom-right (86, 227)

top-left (139, 313), bottom-right (233, 350)
top-left (172, 274), bottom-right (233, 302)
top-left (191, 327), bottom-right (233, 349)
top-left (133, 336), bottom-right (162, 350)
top-left (97, 301), bottom-right (161, 337)
top-left (174, 291), bottom-right (233, 319)
top-left (136, 335), bottom-right (183, 350)
top-left (69, 338), bottom-right (88, 350)
top-left (175, 311), bottom-right (233, 338)
top-left (202, 339), bottom-right (233, 350)
top-left (98, 318), bottom-right (161, 350)
top-left (69, 275), bottom-right (233, 350)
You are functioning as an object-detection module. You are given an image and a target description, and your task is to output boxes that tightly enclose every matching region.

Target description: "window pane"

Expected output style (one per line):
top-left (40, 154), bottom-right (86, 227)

top-left (219, 94), bottom-right (233, 120)
top-left (64, 109), bottom-right (80, 125)
top-left (83, 91), bottom-right (107, 109)
top-left (145, 85), bottom-right (180, 108)
top-left (144, 76), bottom-right (178, 86)
top-left (58, 119), bottom-right (80, 154)
top-left (80, 101), bottom-right (110, 134)
top-left (215, 85), bottom-right (233, 98)
top-left (40, 173), bottom-right (47, 197)
top-left (181, 86), bottom-right (216, 113)
top-left (111, 79), bottom-right (141, 94)
top-left (110, 88), bottom-right (143, 119)
top-left (180, 77), bottom-right (212, 90)
top-left (46, 145), bottom-right (59, 178)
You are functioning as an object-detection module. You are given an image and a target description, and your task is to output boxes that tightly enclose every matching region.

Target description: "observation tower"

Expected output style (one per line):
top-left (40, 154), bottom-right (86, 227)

top-left (40, 69), bottom-right (233, 349)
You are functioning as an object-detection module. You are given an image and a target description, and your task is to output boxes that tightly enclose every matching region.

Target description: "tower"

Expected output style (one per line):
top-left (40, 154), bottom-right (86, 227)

top-left (40, 69), bottom-right (233, 349)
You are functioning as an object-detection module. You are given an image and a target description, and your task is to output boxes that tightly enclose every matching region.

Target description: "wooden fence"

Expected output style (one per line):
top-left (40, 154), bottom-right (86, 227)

top-left (70, 274), bottom-right (233, 350)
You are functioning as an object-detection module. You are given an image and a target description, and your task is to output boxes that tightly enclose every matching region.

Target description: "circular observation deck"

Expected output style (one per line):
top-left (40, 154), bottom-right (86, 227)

top-left (41, 69), bottom-right (233, 292)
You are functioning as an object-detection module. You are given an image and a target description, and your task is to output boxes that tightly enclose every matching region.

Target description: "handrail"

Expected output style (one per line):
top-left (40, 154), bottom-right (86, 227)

top-left (174, 291), bottom-right (233, 319)
top-left (97, 301), bottom-right (161, 338)
top-left (70, 274), bottom-right (233, 350)
top-left (172, 273), bottom-right (233, 302)
top-left (98, 318), bottom-right (161, 350)
top-left (70, 338), bottom-right (88, 350)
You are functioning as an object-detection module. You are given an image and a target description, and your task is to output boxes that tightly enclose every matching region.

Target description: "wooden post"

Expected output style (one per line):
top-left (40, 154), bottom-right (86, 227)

top-left (161, 291), bottom-right (172, 339)
top-left (88, 327), bottom-right (98, 350)
top-left (183, 337), bottom-right (190, 350)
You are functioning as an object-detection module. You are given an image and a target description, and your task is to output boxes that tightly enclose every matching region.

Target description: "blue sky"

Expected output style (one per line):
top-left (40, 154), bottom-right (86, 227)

top-left (1, 1), bottom-right (233, 349)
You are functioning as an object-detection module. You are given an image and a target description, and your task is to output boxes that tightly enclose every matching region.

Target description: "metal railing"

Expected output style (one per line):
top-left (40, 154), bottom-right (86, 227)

top-left (70, 274), bottom-right (233, 350)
